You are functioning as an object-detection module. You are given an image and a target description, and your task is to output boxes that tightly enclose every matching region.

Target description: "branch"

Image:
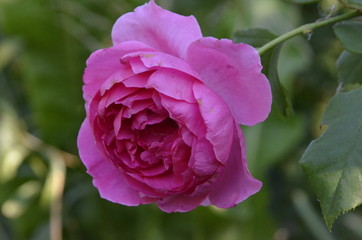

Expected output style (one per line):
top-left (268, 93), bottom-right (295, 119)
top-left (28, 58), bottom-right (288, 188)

top-left (258, 10), bottom-right (362, 55)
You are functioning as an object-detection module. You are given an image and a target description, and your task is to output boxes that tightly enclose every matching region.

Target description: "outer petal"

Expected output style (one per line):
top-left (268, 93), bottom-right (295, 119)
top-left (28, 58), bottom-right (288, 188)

top-left (193, 81), bottom-right (234, 164)
top-left (77, 120), bottom-right (142, 205)
top-left (157, 193), bottom-right (206, 213)
top-left (187, 37), bottom-right (272, 126)
top-left (83, 41), bottom-right (154, 103)
top-left (121, 51), bottom-right (200, 79)
top-left (112, 0), bottom-right (202, 59)
top-left (208, 125), bottom-right (262, 208)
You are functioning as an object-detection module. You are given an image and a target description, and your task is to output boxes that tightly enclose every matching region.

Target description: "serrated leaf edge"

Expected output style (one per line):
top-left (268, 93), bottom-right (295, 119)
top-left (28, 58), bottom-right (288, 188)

top-left (324, 120), bottom-right (362, 230)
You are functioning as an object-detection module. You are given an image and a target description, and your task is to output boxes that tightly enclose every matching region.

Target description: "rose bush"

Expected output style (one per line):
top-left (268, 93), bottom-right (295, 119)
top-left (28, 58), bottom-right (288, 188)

top-left (77, 0), bottom-right (272, 212)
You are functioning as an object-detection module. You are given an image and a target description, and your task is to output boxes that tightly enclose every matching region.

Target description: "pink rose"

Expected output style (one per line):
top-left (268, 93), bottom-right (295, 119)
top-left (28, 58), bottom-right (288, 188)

top-left (77, 0), bottom-right (271, 212)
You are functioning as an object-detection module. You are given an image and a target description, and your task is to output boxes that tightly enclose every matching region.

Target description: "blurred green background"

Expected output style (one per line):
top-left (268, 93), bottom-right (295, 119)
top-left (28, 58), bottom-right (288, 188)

top-left (1, 0), bottom-right (361, 239)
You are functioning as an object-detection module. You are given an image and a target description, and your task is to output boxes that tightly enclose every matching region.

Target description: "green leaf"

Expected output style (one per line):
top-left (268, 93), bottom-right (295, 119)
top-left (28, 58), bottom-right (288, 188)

top-left (334, 21), bottom-right (362, 54)
top-left (233, 28), bottom-right (293, 117)
top-left (300, 88), bottom-right (362, 230)
top-left (264, 44), bottom-right (294, 117)
top-left (337, 51), bottom-right (362, 85)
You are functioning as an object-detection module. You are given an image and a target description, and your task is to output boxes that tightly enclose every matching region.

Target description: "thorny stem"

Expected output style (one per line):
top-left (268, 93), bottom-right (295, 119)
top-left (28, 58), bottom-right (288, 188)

top-left (257, 10), bottom-right (362, 55)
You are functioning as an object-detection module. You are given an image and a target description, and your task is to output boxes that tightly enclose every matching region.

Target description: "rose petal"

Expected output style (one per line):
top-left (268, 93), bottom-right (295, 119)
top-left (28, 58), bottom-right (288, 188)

top-left (124, 173), bottom-right (167, 198)
top-left (187, 37), bottom-right (272, 126)
top-left (122, 72), bottom-right (150, 88)
top-left (129, 57), bottom-right (150, 74)
top-left (122, 51), bottom-right (200, 79)
top-left (121, 101), bottom-right (156, 119)
top-left (192, 81), bottom-right (234, 164)
top-left (157, 194), bottom-right (206, 213)
top-left (159, 94), bottom-right (206, 137)
top-left (131, 108), bottom-right (166, 130)
top-left (83, 41), bottom-right (154, 103)
top-left (190, 166), bottom-right (223, 198)
top-left (77, 120), bottom-right (142, 205)
top-left (118, 90), bottom-right (153, 107)
top-left (208, 125), bottom-right (262, 208)
top-left (146, 69), bottom-right (196, 103)
top-left (99, 84), bottom-right (138, 108)
top-left (112, 0), bottom-right (202, 59)
top-left (180, 127), bottom-right (194, 147)
top-left (139, 162), bottom-right (169, 177)
top-left (143, 172), bottom-right (185, 191)
top-left (189, 138), bottom-right (219, 177)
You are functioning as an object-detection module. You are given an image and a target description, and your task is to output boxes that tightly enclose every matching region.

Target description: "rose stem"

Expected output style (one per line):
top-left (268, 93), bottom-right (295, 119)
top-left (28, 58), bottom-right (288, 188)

top-left (257, 10), bottom-right (362, 56)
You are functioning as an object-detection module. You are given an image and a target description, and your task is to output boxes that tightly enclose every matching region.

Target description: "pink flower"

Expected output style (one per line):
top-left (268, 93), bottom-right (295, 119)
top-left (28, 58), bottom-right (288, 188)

top-left (77, 0), bottom-right (271, 212)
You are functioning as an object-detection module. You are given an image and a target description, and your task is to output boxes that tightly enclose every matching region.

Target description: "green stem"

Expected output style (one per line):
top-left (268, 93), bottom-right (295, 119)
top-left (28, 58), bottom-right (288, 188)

top-left (258, 10), bottom-right (362, 55)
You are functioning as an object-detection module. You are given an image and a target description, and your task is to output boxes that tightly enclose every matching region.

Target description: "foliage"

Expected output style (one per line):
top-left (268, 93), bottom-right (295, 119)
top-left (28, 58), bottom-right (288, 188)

top-left (334, 21), bottom-right (362, 54)
top-left (301, 88), bottom-right (362, 230)
top-left (336, 51), bottom-right (362, 85)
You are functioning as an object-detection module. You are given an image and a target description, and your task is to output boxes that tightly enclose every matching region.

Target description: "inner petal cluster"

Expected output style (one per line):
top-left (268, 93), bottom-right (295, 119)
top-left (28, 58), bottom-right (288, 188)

top-left (90, 80), bottom-right (200, 195)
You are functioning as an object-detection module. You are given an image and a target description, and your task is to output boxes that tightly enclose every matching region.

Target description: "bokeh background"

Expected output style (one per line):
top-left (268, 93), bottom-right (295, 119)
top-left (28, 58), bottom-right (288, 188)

top-left (1, 0), bottom-right (361, 239)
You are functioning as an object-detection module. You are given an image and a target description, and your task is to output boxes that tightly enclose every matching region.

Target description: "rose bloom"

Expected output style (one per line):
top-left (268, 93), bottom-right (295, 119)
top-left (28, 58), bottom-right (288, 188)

top-left (78, 0), bottom-right (271, 212)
